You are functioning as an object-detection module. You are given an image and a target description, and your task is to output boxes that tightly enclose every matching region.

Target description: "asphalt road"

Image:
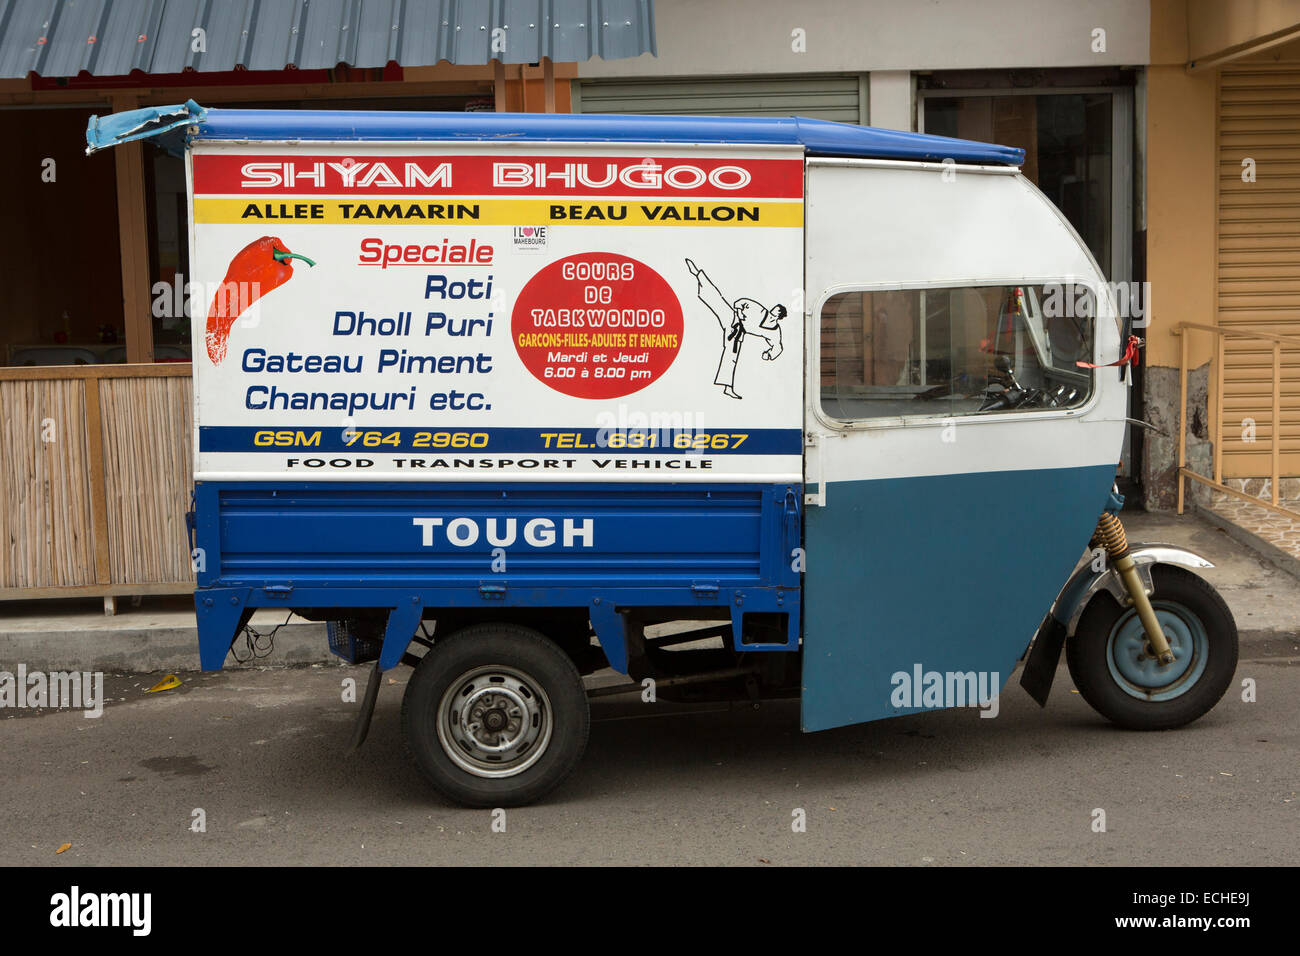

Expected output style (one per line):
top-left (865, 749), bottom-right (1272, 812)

top-left (3, 640), bottom-right (1297, 867)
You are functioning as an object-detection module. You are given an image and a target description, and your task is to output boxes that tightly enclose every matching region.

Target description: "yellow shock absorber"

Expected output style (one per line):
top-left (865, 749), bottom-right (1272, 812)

top-left (1094, 512), bottom-right (1175, 665)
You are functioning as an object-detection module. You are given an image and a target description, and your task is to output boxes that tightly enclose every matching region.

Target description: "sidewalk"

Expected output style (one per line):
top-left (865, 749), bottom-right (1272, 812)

top-left (0, 510), bottom-right (1294, 673)
top-left (1121, 510), bottom-right (1300, 642)
top-left (1196, 488), bottom-right (1300, 581)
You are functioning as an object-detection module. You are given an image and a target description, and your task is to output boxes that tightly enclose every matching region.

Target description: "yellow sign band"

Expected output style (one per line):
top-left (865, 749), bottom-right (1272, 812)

top-left (193, 197), bottom-right (804, 228)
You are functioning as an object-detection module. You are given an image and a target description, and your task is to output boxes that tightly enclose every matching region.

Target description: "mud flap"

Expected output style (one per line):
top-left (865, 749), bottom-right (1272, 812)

top-left (1019, 615), bottom-right (1066, 707)
top-left (377, 601), bottom-right (424, 671)
top-left (349, 604), bottom-right (423, 751)
top-left (588, 601), bottom-right (630, 674)
top-left (347, 661), bottom-right (383, 753)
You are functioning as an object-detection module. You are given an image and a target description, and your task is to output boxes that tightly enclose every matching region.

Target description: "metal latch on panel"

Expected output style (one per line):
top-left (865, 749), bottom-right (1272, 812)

top-left (783, 486), bottom-right (800, 521)
top-left (804, 432), bottom-right (825, 507)
top-left (782, 486), bottom-right (802, 558)
top-left (262, 585), bottom-right (294, 598)
top-left (184, 495), bottom-right (196, 555)
top-left (691, 583), bottom-right (720, 598)
top-left (479, 584), bottom-right (507, 600)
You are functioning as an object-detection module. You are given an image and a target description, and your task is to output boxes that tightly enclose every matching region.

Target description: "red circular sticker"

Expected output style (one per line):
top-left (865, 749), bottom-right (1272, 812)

top-left (512, 252), bottom-right (684, 399)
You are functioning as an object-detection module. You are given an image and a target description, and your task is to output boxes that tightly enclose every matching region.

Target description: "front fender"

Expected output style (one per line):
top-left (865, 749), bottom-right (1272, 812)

top-left (1019, 544), bottom-right (1215, 706)
top-left (1053, 544), bottom-right (1214, 637)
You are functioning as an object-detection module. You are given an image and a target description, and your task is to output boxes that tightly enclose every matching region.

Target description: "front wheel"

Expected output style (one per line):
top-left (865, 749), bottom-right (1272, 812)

top-left (1066, 565), bottom-right (1238, 730)
top-left (401, 623), bottom-right (590, 807)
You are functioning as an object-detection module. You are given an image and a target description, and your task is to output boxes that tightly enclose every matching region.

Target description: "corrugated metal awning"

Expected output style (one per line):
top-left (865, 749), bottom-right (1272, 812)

top-left (0, 0), bottom-right (656, 78)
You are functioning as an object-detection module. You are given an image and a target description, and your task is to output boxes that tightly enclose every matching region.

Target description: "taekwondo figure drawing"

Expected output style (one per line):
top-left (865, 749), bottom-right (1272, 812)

top-left (685, 258), bottom-right (787, 399)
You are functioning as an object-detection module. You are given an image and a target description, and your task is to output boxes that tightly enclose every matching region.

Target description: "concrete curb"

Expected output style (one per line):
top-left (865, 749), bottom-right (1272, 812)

top-left (0, 622), bottom-right (330, 673)
top-left (1193, 503), bottom-right (1300, 582)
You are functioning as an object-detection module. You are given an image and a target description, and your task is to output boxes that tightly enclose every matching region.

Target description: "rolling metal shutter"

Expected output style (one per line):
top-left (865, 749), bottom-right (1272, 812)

top-left (574, 74), bottom-right (866, 123)
top-left (1217, 66), bottom-right (1300, 478)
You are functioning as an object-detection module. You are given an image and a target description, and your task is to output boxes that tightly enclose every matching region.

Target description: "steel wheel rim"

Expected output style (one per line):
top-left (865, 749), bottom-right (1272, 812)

top-left (1105, 600), bottom-right (1210, 702)
top-left (436, 665), bottom-right (553, 778)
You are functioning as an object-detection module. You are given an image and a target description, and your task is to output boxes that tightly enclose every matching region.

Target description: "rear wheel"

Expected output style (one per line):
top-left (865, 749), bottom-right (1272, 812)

top-left (401, 623), bottom-right (589, 807)
top-left (1066, 565), bottom-right (1237, 730)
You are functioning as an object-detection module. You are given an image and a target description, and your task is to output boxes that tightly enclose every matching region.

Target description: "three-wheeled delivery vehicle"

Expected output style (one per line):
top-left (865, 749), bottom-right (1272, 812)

top-left (87, 102), bottom-right (1238, 807)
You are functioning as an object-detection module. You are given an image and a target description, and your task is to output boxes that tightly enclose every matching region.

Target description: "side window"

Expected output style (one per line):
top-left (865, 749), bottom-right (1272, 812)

top-left (819, 284), bottom-right (1094, 422)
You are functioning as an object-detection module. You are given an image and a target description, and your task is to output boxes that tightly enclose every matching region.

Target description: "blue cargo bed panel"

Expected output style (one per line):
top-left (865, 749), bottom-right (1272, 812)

top-left (191, 480), bottom-right (802, 672)
top-left (194, 480), bottom-right (800, 591)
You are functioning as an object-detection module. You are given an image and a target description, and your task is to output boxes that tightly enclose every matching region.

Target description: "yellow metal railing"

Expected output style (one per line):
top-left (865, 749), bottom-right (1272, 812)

top-left (1173, 321), bottom-right (1300, 520)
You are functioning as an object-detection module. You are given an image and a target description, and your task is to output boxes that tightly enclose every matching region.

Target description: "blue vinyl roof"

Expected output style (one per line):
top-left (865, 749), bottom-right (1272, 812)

top-left (87, 102), bottom-right (1025, 166)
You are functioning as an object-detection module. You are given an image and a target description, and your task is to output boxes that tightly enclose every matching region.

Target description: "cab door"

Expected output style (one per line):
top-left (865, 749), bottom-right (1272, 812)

top-left (801, 158), bottom-right (1126, 732)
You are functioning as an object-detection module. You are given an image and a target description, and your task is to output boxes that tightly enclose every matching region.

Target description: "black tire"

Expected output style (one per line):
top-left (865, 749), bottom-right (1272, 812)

top-left (401, 623), bottom-right (589, 807)
top-left (1066, 565), bottom-right (1238, 730)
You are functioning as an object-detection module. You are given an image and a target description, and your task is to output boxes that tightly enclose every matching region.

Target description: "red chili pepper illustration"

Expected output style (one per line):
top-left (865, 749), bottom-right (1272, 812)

top-left (205, 236), bottom-right (315, 365)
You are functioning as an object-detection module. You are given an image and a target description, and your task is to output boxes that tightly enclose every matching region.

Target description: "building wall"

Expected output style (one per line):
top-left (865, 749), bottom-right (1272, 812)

top-left (1144, 1), bottom-right (1300, 505)
top-left (578, 0), bottom-right (1149, 77)
top-left (1141, 52), bottom-right (1218, 506)
top-left (1187, 0), bottom-right (1300, 63)
top-left (1142, 1), bottom-right (1219, 507)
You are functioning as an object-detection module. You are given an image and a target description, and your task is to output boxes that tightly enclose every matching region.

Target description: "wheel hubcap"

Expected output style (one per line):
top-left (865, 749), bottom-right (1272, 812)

top-left (1106, 600), bottom-right (1210, 702)
top-left (437, 666), bottom-right (552, 778)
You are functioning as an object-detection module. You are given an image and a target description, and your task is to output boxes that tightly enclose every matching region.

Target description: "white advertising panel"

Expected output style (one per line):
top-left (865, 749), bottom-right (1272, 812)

top-left (187, 141), bottom-right (805, 482)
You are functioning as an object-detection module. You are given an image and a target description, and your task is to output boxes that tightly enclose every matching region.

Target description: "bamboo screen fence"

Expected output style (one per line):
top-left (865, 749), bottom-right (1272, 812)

top-left (0, 364), bottom-right (194, 599)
